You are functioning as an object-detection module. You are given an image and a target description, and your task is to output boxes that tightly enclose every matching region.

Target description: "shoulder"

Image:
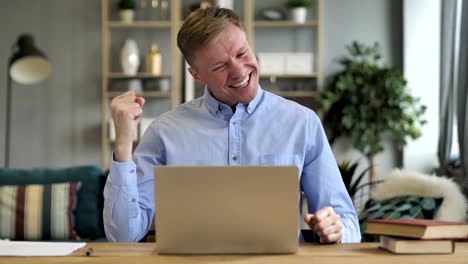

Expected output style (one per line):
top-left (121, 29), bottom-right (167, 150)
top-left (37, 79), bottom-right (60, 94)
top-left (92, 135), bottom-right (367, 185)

top-left (261, 90), bottom-right (320, 123)
top-left (150, 97), bottom-right (204, 129)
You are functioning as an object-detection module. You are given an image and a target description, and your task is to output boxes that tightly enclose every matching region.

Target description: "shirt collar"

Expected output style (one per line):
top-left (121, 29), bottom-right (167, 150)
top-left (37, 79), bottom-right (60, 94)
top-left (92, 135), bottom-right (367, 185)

top-left (203, 86), bottom-right (264, 118)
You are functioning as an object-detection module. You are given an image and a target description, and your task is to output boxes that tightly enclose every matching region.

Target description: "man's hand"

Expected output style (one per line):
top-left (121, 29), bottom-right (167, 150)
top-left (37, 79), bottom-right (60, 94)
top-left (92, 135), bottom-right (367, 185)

top-left (304, 206), bottom-right (342, 243)
top-left (110, 91), bottom-right (145, 162)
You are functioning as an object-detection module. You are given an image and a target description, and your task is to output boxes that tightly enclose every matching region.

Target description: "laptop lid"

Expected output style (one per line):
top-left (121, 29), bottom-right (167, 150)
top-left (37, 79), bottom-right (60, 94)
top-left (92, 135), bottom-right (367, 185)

top-left (154, 166), bottom-right (299, 254)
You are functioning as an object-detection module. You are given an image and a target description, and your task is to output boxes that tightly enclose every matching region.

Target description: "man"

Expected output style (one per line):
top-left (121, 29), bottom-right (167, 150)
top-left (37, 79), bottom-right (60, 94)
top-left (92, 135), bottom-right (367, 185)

top-left (103, 7), bottom-right (361, 243)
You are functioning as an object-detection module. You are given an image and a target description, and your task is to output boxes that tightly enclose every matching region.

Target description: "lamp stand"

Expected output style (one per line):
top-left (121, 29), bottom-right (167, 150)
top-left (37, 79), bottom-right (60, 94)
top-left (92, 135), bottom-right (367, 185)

top-left (4, 68), bottom-right (12, 168)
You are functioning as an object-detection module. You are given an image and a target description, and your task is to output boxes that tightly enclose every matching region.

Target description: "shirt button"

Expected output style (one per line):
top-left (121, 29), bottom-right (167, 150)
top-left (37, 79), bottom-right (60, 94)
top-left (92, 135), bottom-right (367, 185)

top-left (233, 155), bottom-right (238, 161)
top-left (131, 198), bottom-right (136, 203)
top-left (130, 169), bottom-right (135, 173)
top-left (232, 121), bottom-right (237, 125)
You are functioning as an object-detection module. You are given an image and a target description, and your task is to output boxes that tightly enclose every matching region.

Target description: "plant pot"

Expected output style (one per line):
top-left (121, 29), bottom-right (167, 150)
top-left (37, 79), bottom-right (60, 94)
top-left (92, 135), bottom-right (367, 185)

top-left (290, 7), bottom-right (307, 24)
top-left (119, 9), bottom-right (135, 23)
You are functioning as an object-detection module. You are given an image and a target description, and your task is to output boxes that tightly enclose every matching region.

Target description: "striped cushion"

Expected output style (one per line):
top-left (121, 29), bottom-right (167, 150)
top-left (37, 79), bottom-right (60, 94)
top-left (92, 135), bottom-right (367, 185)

top-left (0, 182), bottom-right (80, 240)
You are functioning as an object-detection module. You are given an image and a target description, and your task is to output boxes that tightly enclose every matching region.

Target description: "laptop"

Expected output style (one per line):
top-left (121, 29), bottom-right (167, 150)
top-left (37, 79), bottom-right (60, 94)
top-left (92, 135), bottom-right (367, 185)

top-left (154, 166), bottom-right (299, 254)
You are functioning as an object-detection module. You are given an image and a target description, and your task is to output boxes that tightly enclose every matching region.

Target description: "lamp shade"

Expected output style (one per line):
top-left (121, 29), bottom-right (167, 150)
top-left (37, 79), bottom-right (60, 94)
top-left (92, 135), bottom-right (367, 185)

top-left (8, 34), bottom-right (50, 84)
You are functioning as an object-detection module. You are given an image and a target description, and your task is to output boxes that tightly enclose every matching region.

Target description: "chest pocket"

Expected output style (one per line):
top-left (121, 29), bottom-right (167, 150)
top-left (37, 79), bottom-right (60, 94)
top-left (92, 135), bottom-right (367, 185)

top-left (259, 155), bottom-right (298, 166)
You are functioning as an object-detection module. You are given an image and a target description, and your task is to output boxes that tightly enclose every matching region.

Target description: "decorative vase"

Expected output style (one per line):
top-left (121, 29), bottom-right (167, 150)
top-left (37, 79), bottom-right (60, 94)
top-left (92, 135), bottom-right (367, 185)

top-left (119, 9), bottom-right (135, 23)
top-left (128, 79), bottom-right (143, 93)
top-left (158, 78), bottom-right (170, 93)
top-left (121, 39), bottom-right (140, 75)
top-left (290, 7), bottom-right (307, 24)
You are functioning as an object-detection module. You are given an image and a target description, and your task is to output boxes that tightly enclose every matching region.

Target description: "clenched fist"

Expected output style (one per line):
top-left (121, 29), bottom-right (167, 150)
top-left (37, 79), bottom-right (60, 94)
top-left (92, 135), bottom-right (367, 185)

top-left (304, 206), bottom-right (343, 243)
top-left (110, 91), bottom-right (145, 162)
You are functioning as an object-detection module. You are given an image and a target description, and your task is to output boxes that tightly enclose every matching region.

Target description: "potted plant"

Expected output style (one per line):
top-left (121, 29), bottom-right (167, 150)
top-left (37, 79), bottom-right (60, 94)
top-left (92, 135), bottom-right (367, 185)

top-left (338, 160), bottom-right (370, 203)
top-left (118, 0), bottom-right (137, 23)
top-left (320, 42), bottom-right (427, 185)
top-left (285, 0), bottom-right (313, 23)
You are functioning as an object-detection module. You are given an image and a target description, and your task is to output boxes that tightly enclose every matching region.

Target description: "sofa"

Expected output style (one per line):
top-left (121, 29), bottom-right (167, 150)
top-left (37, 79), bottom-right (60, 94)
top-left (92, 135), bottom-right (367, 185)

top-left (0, 165), bottom-right (108, 241)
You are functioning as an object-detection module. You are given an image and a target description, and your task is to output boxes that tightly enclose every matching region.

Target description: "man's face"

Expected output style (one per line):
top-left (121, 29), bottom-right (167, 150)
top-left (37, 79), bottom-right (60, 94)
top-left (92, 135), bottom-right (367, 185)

top-left (188, 24), bottom-right (259, 106)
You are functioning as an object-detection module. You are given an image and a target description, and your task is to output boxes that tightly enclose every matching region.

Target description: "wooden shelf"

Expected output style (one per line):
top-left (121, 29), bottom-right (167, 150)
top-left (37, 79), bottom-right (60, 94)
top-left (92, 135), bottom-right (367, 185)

top-left (109, 139), bottom-right (140, 144)
top-left (254, 20), bottom-right (318, 27)
top-left (108, 20), bottom-right (171, 28)
top-left (108, 72), bottom-right (172, 79)
top-left (101, 0), bottom-right (321, 169)
top-left (269, 90), bottom-right (319, 97)
top-left (102, 0), bottom-right (183, 169)
top-left (107, 91), bottom-right (171, 98)
top-left (260, 73), bottom-right (318, 79)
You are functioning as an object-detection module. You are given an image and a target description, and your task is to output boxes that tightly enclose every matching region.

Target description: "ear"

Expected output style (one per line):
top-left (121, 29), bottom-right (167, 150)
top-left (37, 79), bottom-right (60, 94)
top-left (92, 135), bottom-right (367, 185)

top-left (188, 67), bottom-right (205, 84)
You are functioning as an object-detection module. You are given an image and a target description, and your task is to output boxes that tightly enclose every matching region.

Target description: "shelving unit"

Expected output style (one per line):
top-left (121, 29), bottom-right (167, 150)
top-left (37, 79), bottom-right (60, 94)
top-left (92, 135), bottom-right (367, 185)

top-left (244, 0), bottom-right (322, 107)
top-left (106, 91), bottom-right (171, 98)
top-left (253, 20), bottom-right (318, 27)
top-left (101, 0), bottom-right (321, 168)
top-left (101, 0), bottom-right (182, 169)
top-left (108, 21), bottom-right (172, 28)
top-left (108, 72), bottom-right (172, 78)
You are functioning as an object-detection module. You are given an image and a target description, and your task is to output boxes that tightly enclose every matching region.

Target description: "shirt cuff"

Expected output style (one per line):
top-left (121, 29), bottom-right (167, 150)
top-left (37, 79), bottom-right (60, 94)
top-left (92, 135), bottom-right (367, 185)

top-left (109, 157), bottom-right (138, 187)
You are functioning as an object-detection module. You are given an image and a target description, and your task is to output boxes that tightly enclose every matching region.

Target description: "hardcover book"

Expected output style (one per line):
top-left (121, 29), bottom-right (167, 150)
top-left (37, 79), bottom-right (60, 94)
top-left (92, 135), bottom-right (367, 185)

top-left (379, 235), bottom-right (454, 254)
top-left (365, 218), bottom-right (468, 239)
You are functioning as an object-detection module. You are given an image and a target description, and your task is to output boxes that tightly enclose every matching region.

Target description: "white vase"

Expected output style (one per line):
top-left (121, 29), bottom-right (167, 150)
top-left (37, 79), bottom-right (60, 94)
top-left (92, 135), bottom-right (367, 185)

top-left (119, 10), bottom-right (134, 23)
top-left (158, 79), bottom-right (170, 93)
top-left (121, 39), bottom-right (140, 75)
top-left (128, 79), bottom-right (143, 93)
top-left (290, 7), bottom-right (307, 24)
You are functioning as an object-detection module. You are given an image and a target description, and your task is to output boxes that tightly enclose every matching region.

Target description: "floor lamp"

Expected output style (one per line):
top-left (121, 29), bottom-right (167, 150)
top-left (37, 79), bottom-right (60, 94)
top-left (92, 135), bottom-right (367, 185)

top-left (4, 34), bottom-right (50, 168)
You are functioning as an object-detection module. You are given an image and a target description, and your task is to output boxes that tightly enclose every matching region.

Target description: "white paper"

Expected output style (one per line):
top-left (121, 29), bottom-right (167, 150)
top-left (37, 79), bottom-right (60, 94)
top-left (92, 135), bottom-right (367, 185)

top-left (0, 240), bottom-right (86, 256)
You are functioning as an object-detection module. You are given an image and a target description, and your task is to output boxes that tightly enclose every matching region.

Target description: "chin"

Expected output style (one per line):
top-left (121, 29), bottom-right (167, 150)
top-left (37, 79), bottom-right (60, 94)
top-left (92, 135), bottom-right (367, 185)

top-left (239, 88), bottom-right (258, 103)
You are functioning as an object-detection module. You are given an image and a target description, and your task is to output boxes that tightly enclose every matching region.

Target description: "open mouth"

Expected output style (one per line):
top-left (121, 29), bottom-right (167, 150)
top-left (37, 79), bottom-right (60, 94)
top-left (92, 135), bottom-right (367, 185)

top-left (228, 73), bottom-right (251, 88)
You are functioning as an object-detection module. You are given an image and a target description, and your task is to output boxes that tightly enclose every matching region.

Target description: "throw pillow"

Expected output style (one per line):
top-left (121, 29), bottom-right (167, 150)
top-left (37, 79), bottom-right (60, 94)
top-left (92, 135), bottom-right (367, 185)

top-left (358, 195), bottom-right (443, 241)
top-left (0, 182), bottom-right (80, 240)
top-left (0, 165), bottom-right (106, 240)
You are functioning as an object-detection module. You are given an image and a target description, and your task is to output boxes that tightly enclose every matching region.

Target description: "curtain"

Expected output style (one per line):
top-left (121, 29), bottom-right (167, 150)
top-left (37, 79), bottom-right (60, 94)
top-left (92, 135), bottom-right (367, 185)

top-left (456, 0), bottom-right (468, 193)
top-left (440, 0), bottom-right (468, 194)
top-left (438, 0), bottom-right (458, 174)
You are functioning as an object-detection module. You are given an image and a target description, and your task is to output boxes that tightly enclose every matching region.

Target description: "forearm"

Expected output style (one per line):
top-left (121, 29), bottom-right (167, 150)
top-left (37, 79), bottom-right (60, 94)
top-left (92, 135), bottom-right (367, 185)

top-left (103, 161), bottom-right (153, 242)
top-left (114, 140), bottom-right (133, 162)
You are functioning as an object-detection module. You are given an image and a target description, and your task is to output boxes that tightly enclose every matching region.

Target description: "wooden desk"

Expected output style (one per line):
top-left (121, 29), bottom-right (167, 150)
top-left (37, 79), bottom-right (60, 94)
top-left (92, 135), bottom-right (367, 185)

top-left (0, 242), bottom-right (467, 263)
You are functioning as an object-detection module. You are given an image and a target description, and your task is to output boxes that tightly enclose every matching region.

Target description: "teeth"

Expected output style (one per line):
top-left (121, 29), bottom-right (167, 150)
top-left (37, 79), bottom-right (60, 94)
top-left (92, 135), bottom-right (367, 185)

top-left (230, 76), bottom-right (249, 88)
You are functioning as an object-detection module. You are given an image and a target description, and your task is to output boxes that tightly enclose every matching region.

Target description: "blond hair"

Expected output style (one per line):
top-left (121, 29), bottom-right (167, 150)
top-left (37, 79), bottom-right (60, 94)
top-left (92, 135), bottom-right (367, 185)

top-left (177, 7), bottom-right (243, 66)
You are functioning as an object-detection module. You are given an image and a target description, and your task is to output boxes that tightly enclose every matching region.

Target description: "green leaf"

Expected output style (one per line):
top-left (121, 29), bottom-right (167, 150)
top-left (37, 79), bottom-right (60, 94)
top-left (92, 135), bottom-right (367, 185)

top-left (318, 41), bottom-right (427, 157)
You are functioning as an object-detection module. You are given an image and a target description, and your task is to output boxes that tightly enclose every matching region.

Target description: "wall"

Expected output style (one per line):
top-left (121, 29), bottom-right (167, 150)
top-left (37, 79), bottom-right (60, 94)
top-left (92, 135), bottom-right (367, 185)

top-left (0, 0), bottom-right (101, 168)
top-left (323, 0), bottom-right (403, 184)
top-left (0, 0), bottom-right (402, 170)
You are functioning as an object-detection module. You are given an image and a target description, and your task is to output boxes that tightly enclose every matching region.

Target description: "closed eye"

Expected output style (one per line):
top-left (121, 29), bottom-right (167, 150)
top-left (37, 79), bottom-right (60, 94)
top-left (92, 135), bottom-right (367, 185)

top-left (212, 64), bottom-right (226, 72)
top-left (237, 51), bottom-right (246, 58)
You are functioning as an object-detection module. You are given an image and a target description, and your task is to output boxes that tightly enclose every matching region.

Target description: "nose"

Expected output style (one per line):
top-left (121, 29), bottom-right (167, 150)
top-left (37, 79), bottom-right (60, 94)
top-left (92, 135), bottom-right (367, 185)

top-left (230, 60), bottom-right (245, 80)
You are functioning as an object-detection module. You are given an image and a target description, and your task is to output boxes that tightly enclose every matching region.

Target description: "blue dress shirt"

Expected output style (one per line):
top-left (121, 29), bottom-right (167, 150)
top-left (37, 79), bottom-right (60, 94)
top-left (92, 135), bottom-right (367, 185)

top-left (103, 87), bottom-right (361, 243)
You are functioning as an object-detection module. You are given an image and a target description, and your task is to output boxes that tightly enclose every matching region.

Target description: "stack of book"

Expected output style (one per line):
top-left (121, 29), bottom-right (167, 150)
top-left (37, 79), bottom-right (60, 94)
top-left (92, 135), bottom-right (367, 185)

top-left (365, 218), bottom-right (468, 254)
